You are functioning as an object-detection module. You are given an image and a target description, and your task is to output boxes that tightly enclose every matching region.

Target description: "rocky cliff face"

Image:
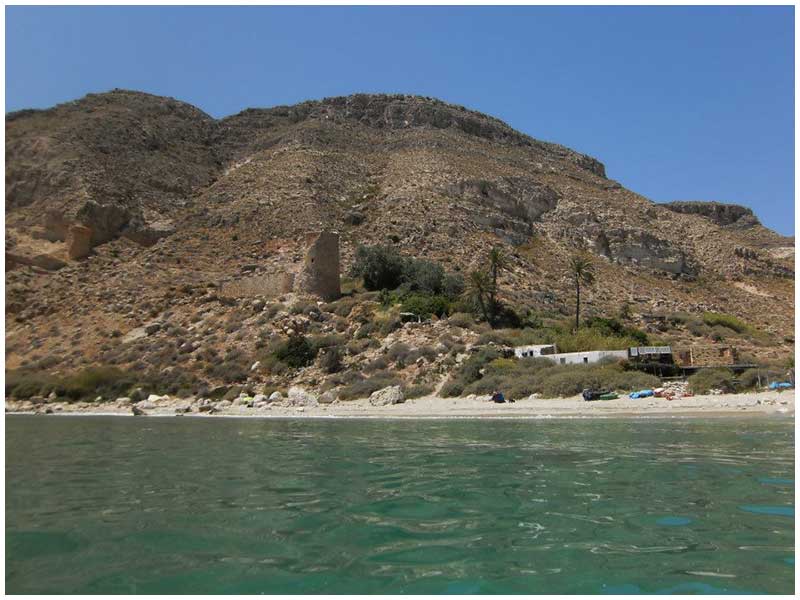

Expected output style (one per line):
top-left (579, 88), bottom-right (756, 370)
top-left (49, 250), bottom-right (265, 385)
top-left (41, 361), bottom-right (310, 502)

top-left (663, 201), bottom-right (760, 228)
top-left (5, 90), bottom-right (794, 382)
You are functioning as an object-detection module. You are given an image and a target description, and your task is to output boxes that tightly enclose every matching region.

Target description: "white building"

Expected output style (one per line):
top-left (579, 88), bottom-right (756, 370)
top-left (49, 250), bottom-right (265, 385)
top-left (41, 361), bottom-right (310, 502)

top-left (544, 349), bottom-right (629, 365)
top-left (514, 344), bottom-right (557, 358)
top-left (514, 343), bottom-right (629, 365)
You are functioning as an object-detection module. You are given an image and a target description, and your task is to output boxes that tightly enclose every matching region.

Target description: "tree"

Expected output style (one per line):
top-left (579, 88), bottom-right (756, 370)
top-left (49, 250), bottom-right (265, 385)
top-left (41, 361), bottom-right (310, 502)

top-left (464, 270), bottom-right (495, 324)
top-left (568, 252), bottom-right (595, 330)
top-left (487, 246), bottom-right (508, 312)
top-left (349, 245), bottom-right (406, 291)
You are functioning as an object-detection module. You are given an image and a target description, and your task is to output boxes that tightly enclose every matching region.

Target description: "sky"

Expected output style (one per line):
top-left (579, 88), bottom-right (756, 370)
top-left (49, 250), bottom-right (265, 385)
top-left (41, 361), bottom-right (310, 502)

top-left (5, 5), bottom-right (795, 235)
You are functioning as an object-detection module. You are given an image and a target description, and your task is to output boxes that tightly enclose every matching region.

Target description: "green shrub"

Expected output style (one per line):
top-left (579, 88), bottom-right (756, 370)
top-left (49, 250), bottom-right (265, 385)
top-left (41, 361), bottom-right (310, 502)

top-left (448, 312), bottom-right (475, 329)
top-left (364, 356), bottom-right (389, 372)
top-left (702, 312), bottom-right (748, 334)
top-left (309, 334), bottom-right (345, 353)
top-left (404, 383), bottom-right (435, 399)
top-left (273, 335), bottom-right (316, 368)
top-left (259, 354), bottom-right (289, 375)
top-left (264, 303), bottom-right (285, 319)
top-left (207, 361), bottom-right (249, 383)
top-left (583, 317), bottom-right (648, 345)
top-left (440, 347), bottom-right (503, 396)
top-left (404, 259), bottom-right (445, 294)
top-left (442, 273), bottom-right (465, 299)
top-left (378, 316), bottom-right (402, 336)
top-left (554, 328), bottom-right (641, 353)
top-left (688, 368), bottom-right (735, 394)
top-left (6, 366), bottom-right (153, 401)
top-left (324, 297), bottom-right (357, 317)
top-left (60, 366), bottom-right (137, 400)
top-left (346, 338), bottom-right (371, 355)
top-left (290, 301), bottom-right (318, 316)
top-left (5, 369), bottom-right (58, 399)
top-left (667, 312), bottom-right (691, 325)
top-left (687, 320), bottom-right (710, 337)
top-left (401, 294), bottom-right (450, 319)
top-left (387, 342), bottom-right (412, 363)
top-left (349, 244), bottom-right (461, 299)
top-left (349, 245), bottom-right (407, 290)
top-left (442, 357), bottom-right (660, 399)
top-left (739, 368), bottom-right (783, 390)
top-left (318, 346), bottom-right (343, 374)
top-left (440, 380), bottom-right (466, 397)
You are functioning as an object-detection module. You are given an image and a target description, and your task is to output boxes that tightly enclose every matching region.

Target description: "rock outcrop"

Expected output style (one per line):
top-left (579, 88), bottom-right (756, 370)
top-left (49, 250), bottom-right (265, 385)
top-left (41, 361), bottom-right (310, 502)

top-left (369, 386), bottom-right (405, 406)
top-left (662, 201), bottom-right (760, 228)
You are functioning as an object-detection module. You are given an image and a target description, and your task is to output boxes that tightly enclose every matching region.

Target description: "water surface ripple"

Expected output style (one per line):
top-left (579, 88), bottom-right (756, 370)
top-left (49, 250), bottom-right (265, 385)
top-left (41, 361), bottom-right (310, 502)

top-left (5, 416), bottom-right (794, 593)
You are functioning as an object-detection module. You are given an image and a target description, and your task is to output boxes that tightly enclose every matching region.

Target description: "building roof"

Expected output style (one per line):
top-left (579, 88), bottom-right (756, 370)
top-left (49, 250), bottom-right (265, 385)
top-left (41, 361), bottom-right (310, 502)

top-left (629, 346), bottom-right (672, 356)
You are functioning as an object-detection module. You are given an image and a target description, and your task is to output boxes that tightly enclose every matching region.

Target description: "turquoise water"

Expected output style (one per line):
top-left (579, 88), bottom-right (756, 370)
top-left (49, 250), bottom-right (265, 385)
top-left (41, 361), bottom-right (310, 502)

top-left (5, 415), bottom-right (794, 594)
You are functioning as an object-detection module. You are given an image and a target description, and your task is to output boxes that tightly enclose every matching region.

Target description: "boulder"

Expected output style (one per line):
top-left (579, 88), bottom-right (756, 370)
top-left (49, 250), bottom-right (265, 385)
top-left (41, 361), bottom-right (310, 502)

top-left (252, 394), bottom-right (268, 404)
top-left (318, 390), bottom-right (337, 404)
top-left (76, 200), bottom-right (131, 246)
top-left (144, 322), bottom-right (162, 335)
top-left (122, 219), bottom-right (176, 247)
top-left (268, 391), bottom-right (283, 403)
top-left (369, 385), bottom-right (405, 406)
top-left (287, 387), bottom-right (319, 407)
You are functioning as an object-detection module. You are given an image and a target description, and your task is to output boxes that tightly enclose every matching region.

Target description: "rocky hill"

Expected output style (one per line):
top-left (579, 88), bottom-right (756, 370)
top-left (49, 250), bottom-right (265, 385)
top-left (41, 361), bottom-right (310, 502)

top-left (5, 90), bottom-right (794, 402)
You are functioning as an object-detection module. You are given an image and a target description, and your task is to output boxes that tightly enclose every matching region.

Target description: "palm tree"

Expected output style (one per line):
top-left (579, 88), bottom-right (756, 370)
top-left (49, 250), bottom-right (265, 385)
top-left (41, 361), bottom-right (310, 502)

top-left (487, 246), bottom-right (508, 312)
top-left (569, 253), bottom-right (595, 330)
top-left (464, 270), bottom-right (494, 324)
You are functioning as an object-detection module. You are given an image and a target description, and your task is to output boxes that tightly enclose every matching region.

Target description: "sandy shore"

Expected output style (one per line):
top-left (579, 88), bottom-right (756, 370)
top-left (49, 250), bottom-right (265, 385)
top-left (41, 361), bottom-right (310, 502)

top-left (6, 390), bottom-right (794, 419)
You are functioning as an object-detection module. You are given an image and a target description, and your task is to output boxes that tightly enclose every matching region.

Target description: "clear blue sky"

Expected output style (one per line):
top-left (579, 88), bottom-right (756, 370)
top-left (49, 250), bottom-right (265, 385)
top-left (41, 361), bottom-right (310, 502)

top-left (6, 5), bottom-right (795, 235)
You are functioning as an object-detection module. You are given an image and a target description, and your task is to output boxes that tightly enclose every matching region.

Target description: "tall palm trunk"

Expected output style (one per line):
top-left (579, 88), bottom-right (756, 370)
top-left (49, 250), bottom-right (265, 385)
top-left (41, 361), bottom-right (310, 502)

top-left (575, 278), bottom-right (580, 330)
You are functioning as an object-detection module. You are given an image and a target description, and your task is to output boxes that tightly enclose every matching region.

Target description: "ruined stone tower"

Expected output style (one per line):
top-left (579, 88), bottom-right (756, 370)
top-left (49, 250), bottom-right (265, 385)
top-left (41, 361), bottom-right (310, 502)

top-left (66, 224), bottom-right (93, 260)
top-left (295, 231), bottom-right (341, 301)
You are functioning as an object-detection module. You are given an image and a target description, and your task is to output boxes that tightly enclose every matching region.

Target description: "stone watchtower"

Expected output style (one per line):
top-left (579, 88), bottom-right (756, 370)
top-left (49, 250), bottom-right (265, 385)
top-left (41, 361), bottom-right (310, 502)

top-left (295, 231), bottom-right (341, 301)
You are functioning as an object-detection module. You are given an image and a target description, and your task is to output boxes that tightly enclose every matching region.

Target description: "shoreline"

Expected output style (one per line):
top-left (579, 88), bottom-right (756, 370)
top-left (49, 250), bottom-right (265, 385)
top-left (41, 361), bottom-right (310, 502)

top-left (6, 390), bottom-right (794, 421)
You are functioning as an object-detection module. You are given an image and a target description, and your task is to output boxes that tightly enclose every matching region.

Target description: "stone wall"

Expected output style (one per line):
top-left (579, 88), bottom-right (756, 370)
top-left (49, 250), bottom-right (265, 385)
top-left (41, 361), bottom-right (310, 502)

top-left (219, 231), bottom-right (341, 300)
top-left (220, 272), bottom-right (295, 298)
top-left (674, 345), bottom-right (739, 367)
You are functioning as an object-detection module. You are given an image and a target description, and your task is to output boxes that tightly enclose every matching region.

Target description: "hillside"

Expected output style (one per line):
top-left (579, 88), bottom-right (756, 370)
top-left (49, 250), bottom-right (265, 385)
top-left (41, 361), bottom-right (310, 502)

top-left (5, 90), bottom-right (794, 402)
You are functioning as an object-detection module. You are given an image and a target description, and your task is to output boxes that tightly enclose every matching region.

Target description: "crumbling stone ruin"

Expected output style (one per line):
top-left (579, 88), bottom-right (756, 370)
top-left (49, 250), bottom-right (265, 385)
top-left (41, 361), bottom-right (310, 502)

top-left (66, 225), bottom-right (92, 260)
top-left (220, 272), bottom-right (295, 298)
top-left (675, 345), bottom-right (740, 368)
top-left (295, 231), bottom-right (341, 301)
top-left (221, 231), bottom-right (341, 301)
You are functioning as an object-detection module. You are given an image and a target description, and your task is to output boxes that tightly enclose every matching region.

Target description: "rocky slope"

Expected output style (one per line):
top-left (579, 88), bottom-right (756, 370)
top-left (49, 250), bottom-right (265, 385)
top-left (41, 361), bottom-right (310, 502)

top-left (5, 90), bottom-right (794, 397)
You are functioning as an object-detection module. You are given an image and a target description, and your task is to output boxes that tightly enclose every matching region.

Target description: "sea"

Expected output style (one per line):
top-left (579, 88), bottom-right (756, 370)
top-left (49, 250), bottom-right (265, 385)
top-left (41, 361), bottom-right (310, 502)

top-left (5, 414), bottom-right (795, 594)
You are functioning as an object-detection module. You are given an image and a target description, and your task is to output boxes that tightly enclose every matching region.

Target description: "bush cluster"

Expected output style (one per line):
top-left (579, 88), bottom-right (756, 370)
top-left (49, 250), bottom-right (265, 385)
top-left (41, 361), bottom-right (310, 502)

top-left (687, 368), bottom-right (736, 394)
top-left (441, 352), bottom-right (660, 399)
top-left (6, 365), bottom-right (206, 401)
top-left (701, 312), bottom-right (749, 334)
top-left (348, 244), bottom-right (464, 300)
top-left (272, 334), bottom-right (316, 368)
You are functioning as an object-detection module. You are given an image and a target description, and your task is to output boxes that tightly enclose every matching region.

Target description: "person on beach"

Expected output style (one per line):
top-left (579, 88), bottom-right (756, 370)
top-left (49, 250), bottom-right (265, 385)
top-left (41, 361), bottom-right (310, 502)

top-left (491, 391), bottom-right (514, 403)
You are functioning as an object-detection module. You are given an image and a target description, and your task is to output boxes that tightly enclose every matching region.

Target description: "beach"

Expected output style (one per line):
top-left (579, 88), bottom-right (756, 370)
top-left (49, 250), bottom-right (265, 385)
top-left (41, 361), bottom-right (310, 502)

top-left (6, 389), bottom-right (794, 419)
